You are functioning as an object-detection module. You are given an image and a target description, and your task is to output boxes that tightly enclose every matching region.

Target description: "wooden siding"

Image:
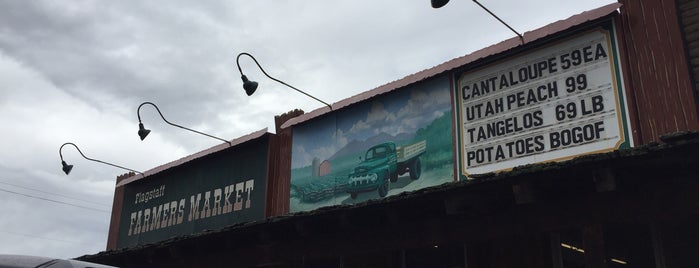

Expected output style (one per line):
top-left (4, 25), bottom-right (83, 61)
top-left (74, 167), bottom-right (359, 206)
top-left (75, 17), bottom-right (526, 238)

top-left (264, 110), bottom-right (302, 217)
top-left (106, 172), bottom-right (133, 250)
top-left (265, 127), bottom-right (291, 217)
top-left (678, 0), bottom-right (699, 96)
top-left (617, 0), bottom-right (699, 144)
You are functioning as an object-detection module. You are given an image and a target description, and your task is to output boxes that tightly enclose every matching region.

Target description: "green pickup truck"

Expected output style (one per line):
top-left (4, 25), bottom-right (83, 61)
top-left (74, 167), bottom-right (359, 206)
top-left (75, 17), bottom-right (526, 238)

top-left (347, 140), bottom-right (426, 199)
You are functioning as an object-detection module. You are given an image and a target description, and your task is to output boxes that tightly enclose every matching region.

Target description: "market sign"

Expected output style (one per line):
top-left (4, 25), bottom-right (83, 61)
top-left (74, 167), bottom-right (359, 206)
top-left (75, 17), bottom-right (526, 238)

top-left (116, 134), bottom-right (269, 248)
top-left (454, 24), bottom-right (632, 179)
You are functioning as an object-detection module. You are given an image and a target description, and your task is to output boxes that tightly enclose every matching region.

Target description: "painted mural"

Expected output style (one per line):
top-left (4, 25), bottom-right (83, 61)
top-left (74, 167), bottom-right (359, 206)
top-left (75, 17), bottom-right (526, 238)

top-left (290, 77), bottom-right (454, 212)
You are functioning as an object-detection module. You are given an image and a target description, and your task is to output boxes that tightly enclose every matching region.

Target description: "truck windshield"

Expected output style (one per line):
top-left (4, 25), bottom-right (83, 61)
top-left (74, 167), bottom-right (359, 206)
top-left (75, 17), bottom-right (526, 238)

top-left (366, 146), bottom-right (388, 160)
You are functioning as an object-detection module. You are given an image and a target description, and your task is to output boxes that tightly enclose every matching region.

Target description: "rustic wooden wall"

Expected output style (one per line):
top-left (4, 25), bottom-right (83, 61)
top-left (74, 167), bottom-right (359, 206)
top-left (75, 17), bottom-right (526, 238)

top-left (678, 0), bottom-right (699, 99)
top-left (264, 110), bottom-right (302, 217)
top-left (105, 172), bottom-right (133, 250)
top-left (616, 0), bottom-right (699, 144)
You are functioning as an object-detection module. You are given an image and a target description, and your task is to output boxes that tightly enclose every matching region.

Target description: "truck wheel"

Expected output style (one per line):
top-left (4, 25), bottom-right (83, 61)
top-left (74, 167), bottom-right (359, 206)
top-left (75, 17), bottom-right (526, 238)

top-left (350, 192), bottom-right (358, 199)
top-left (378, 171), bottom-right (390, 197)
top-left (389, 171), bottom-right (398, 183)
top-left (409, 157), bottom-right (422, 180)
top-left (378, 179), bottom-right (388, 197)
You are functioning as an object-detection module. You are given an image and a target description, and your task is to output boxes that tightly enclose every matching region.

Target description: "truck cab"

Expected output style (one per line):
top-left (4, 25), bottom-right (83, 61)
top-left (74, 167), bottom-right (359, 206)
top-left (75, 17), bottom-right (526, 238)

top-left (347, 142), bottom-right (397, 198)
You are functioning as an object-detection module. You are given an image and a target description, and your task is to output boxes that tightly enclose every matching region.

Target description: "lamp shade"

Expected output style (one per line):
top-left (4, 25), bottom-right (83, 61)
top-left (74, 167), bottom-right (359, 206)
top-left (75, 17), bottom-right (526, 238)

top-left (61, 161), bottom-right (73, 175)
top-left (431, 0), bottom-right (449, 8)
top-left (241, 75), bottom-right (258, 96)
top-left (138, 123), bottom-right (151, 141)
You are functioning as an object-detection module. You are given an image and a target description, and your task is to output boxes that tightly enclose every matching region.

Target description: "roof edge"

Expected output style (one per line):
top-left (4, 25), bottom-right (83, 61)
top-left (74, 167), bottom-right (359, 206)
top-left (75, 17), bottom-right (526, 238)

top-left (116, 128), bottom-right (269, 187)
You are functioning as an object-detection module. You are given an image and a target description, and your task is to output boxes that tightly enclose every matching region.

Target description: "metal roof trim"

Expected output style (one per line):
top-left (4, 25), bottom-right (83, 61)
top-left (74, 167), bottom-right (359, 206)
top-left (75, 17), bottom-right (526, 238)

top-left (116, 128), bottom-right (269, 187)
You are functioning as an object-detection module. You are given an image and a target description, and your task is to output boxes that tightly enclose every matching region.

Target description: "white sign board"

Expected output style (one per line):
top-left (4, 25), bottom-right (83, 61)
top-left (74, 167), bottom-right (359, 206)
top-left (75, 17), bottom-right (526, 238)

top-left (454, 26), bottom-right (632, 178)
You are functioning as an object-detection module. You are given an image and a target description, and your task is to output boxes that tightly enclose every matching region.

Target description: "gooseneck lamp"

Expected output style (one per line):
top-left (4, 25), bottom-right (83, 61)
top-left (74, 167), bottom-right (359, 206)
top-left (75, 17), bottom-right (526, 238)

top-left (59, 142), bottom-right (142, 175)
top-left (431, 0), bottom-right (449, 8)
top-left (235, 52), bottom-right (332, 110)
top-left (431, 0), bottom-right (523, 43)
top-left (137, 102), bottom-right (231, 146)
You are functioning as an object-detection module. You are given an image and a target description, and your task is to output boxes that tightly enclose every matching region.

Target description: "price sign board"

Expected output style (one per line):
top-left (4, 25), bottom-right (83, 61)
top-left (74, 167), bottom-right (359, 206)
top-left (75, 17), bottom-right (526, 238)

top-left (454, 24), bottom-right (632, 178)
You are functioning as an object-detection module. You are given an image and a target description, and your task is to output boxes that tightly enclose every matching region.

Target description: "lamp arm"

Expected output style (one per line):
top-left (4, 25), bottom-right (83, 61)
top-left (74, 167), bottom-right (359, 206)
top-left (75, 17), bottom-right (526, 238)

top-left (472, 0), bottom-right (523, 43)
top-left (59, 142), bottom-right (143, 174)
top-left (137, 102), bottom-right (231, 146)
top-left (236, 52), bottom-right (332, 110)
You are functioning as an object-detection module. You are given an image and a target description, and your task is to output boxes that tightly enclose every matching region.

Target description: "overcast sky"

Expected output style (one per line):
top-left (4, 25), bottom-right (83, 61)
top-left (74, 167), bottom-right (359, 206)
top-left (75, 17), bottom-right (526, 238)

top-left (0, 0), bottom-right (615, 259)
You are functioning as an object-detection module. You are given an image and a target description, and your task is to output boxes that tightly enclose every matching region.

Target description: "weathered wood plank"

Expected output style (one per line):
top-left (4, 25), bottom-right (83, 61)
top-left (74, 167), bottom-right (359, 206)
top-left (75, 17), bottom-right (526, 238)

top-left (617, 0), bottom-right (699, 143)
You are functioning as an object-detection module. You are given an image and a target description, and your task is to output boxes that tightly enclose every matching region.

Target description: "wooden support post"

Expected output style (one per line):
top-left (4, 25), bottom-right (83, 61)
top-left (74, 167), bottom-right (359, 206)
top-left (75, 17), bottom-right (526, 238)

top-left (583, 224), bottom-right (606, 268)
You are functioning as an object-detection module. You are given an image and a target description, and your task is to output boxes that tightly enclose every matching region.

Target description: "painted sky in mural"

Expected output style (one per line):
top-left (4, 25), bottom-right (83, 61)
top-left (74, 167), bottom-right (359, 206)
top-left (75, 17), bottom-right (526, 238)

top-left (293, 79), bottom-right (450, 167)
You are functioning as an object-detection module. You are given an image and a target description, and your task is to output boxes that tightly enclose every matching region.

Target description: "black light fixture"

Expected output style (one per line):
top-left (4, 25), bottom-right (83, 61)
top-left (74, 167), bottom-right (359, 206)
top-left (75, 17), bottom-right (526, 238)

top-left (431, 0), bottom-right (449, 8)
top-left (137, 101), bottom-right (231, 146)
top-left (431, 0), bottom-right (523, 43)
top-left (236, 52), bottom-right (332, 110)
top-left (59, 142), bottom-right (142, 175)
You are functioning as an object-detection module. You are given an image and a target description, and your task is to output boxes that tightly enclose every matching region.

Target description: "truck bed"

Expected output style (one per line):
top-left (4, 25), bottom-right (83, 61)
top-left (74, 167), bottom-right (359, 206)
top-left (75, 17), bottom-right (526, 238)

top-left (397, 140), bottom-right (426, 163)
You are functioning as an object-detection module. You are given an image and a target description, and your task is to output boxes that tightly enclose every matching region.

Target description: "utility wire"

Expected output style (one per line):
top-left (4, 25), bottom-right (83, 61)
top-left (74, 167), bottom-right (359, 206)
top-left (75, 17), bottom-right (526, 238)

top-left (0, 230), bottom-right (97, 246)
top-left (0, 186), bottom-right (109, 213)
top-left (0, 180), bottom-right (111, 208)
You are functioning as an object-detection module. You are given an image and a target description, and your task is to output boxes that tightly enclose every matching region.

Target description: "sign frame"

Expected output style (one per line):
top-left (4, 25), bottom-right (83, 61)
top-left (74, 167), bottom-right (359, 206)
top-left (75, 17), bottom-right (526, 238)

top-left (114, 133), bottom-right (270, 249)
top-left (453, 21), bottom-right (633, 180)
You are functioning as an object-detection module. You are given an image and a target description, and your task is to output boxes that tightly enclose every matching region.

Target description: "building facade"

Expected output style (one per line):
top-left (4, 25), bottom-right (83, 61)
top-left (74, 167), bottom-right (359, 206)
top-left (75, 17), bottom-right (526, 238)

top-left (81, 0), bottom-right (699, 267)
